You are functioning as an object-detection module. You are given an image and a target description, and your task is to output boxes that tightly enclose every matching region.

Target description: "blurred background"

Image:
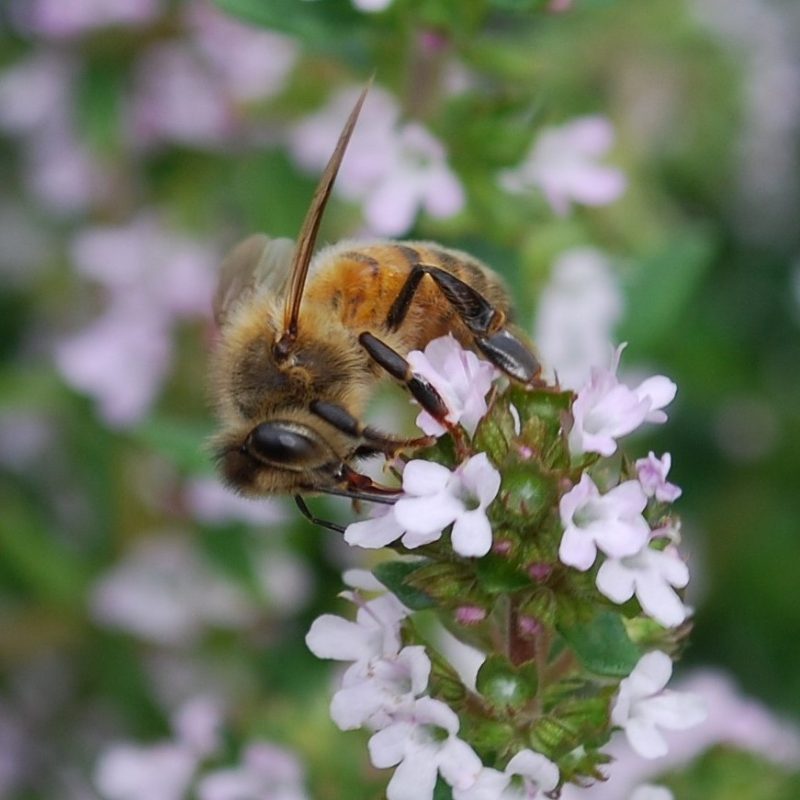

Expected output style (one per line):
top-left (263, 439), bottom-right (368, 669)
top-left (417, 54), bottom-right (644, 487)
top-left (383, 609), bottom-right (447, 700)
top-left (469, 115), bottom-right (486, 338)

top-left (0, 0), bottom-right (799, 797)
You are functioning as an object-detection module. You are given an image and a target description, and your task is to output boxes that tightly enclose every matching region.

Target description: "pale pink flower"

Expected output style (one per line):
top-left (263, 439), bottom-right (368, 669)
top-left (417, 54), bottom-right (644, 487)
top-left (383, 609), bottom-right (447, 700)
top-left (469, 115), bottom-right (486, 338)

top-left (305, 593), bottom-right (407, 666)
top-left (569, 345), bottom-right (677, 457)
top-left (290, 87), bottom-right (400, 200)
top-left (70, 214), bottom-right (217, 318)
top-left (0, 51), bottom-right (73, 135)
top-left (172, 696), bottom-right (224, 759)
top-left (307, 590), bottom-right (427, 731)
top-left (94, 742), bottom-right (197, 800)
top-left (10, 0), bottom-right (161, 38)
top-left (629, 786), bottom-right (673, 800)
top-left (500, 116), bottom-right (627, 215)
top-left (129, 43), bottom-right (234, 149)
top-left (345, 454), bottom-right (501, 556)
top-left (407, 335), bottom-right (498, 437)
top-left (611, 652), bottom-right (706, 759)
top-left (534, 247), bottom-right (623, 390)
top-left (368, 697), bottom-right (482, 800)
top-left (635, 452), bottom-right (682, 503)
top-left (596, 545), bottom-right (690, 627)
top-left (361, 122), bottom-right (465, 235)
top-left (353, 0), bottom-right (394, 11)
top-left (197, 743), bottom-right (309, 800)
top-left (561, 670), bottom-right (800, 799)
top-left (558, 475), bottom-right (650, 570)
top-left (0, 51), bottom-right (109, 213)
top-left (186, 1), bottom-right (298, 103)
top-left (54, 300), bottom-right (173, 427)
top-left (184, 476), bottom-right (287, 527)
top-left (453, 749), bottom-right (559, 800)
top-left (24, 127), bottom-right (106, 212)
top-left (331, 645), bottom-right (431, 731)
top-left (89, 533), bottom-right (257, 645)
top-left (55, 215), bottom-right (217, 425)
top-left (290, 87), bottom-right (464, 235)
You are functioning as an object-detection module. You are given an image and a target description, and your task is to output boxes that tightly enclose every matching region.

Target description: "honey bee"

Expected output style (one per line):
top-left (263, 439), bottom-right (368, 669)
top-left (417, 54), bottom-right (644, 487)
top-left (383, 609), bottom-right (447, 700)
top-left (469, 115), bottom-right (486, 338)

top-left (210, 85), bottom-right (541, 527)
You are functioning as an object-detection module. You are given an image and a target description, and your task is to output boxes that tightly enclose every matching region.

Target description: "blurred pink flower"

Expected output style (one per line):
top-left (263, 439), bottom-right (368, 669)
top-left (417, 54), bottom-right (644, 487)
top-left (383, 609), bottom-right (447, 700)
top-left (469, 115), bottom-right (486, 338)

top-left (0, 51), bottom-right (109, 213)
top-left (69, 214), bottom-right (217, 318)
top-left (352, 0), bottom-right (394, 11)
top-left (10, 0), bottom-right (161, 38)
top-left (184, 476), bottom-right (287, 527)
top-left (53, 300), bottom-right (172, 427)
top-left (534, 247), bottom-right (623, 390)
top-left (290, 86), bottom-right (464, 235)
top-left (89, 533), bottom-right (257, 645)
top-left (499, 116), bottom-right (627, 215)
top-left (94, 742), bottom-right (196, 800)
top-left (55, 214), bottom-right (217, 425)
top-left (186, 1), bottom-right (298, 103)
top-left (0, 51), bottom-right (73, 134)
top-left (94, 696), bottom-right (223, 800)
top-left (129, 43), bottom-right (235, 149)
top-left (197, 743), bottom-right (309, 800)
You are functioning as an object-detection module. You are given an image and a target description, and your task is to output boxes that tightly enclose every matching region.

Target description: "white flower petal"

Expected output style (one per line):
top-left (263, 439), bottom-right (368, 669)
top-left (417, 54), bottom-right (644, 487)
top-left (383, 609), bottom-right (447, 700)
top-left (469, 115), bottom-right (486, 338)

top-left (437, 737), bottom-right (483, 791)
top-left (505, 749), bottom-right (560, 791)
top-left (386, 753), bottom-right (439, 800)
top-left (624, 716), bottom-right (668, 759)
top-left (451, 510), bottom-right (493, 557)
top-left (402, 460), bottom-right (453, 496)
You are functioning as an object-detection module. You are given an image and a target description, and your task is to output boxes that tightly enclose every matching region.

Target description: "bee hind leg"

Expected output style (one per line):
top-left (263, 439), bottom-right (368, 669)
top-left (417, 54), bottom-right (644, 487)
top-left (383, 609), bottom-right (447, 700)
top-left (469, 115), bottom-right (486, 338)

top-left (386, 264), bottom-right (542, 384)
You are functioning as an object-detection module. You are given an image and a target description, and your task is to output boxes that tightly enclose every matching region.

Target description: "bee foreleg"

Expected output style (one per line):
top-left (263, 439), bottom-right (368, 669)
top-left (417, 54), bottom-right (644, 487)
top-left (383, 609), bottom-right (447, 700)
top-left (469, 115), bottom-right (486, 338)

top-left (310, 400), bottom-right (434, 455)
top-left (387, 265), bottom-right (542, 384)
top-left (358, 332), bottom-right (454, 430)
top-left (294, 495), bottom-right (346, 533)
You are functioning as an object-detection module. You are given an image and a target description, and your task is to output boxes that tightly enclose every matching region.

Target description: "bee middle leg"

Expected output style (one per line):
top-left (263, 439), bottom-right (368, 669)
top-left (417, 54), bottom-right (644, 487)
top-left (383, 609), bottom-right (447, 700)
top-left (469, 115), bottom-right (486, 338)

top-left (357, 332), bottom-right (460, 435)
top-left (386, 264), bottom-right (542, 384)
top-left (310, 400), bottom-right (434, 455)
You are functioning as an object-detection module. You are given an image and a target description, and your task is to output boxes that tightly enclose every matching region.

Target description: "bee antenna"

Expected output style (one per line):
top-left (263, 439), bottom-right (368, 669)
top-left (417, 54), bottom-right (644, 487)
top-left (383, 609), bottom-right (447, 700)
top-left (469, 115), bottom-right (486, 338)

top-left (276, 78), bottom-right (373, 357)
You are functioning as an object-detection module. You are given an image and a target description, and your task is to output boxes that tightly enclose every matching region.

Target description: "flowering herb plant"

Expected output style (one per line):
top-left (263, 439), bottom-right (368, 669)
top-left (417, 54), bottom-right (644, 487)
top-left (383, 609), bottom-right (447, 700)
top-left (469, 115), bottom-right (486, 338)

top-left (307, 335), bottom-right (704, 799)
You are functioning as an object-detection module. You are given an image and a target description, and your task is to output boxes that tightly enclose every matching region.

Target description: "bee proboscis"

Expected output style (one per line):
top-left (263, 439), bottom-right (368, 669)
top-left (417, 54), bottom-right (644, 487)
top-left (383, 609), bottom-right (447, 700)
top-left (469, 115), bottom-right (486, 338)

top-left (209, 84), bottom-right (541, 528)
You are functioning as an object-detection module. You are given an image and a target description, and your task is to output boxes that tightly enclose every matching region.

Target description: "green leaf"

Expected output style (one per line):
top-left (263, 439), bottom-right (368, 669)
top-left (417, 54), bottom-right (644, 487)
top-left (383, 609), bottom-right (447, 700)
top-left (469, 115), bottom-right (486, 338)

top-left (488, 0), bottom-right (549, 10)
top-left (213, 0), bottom-right (362, 46)
top-left (619, 229), bottom-right (716, 350)
top-left (558, 611), bottom-right (640, 677)
top-left (473, 401), bottom-right (517, 463)
top-left (0, 492), bottom-right (87, 606)
top-left (133, 415), bottom-right (215, 474)
top-left (499, 462), bottom-right (557, 525)
top-left (373, 560), bottom-right (437, 610)
top-left (475, 555), bottom-right (530, 594)
top-left (476, 654), bottom-right (538, 709)
top-left (432, 776), bottom-right (454, 800)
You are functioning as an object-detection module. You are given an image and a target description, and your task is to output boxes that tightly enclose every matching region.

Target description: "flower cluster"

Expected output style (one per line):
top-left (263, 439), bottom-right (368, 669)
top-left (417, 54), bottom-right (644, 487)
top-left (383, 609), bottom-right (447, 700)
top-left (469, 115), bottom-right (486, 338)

top-left (307, 334), bottom-right (703, 795)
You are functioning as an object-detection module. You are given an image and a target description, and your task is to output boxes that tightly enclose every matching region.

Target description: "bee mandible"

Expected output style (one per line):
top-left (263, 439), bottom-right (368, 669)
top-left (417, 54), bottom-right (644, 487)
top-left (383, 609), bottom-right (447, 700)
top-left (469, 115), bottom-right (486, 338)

top-left (209, 84), bottom-right (541, 528)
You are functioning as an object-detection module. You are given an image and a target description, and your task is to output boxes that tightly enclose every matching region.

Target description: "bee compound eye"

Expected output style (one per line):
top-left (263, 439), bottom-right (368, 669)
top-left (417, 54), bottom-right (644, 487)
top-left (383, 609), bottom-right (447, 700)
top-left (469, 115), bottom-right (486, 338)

top-left (248, 423), bottom-right (325, 466)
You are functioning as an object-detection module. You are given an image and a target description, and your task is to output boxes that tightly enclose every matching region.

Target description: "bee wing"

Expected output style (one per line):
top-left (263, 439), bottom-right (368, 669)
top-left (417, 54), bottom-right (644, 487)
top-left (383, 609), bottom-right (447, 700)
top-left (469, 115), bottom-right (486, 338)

top-left (213, 234), bottom-right (296, 326)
